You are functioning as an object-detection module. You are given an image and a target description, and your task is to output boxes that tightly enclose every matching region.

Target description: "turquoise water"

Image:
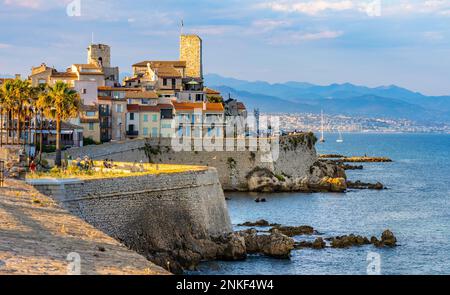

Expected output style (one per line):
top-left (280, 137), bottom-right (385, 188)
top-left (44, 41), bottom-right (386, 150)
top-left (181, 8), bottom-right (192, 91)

top-left (194, 133), bottom-right (450, 275)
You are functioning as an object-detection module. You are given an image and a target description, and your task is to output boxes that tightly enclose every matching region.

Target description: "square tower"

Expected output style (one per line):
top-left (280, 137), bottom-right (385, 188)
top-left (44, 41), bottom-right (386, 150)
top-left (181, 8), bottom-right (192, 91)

top-left (180, 34), bottom-right (203, 78)
top-left (87, 44), bottom-right (111, 68)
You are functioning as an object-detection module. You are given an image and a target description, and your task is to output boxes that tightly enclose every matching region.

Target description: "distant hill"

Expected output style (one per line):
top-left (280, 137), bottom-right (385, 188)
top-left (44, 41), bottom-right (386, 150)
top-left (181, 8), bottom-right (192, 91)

top-left (205, 74), bottom-right (450, 123)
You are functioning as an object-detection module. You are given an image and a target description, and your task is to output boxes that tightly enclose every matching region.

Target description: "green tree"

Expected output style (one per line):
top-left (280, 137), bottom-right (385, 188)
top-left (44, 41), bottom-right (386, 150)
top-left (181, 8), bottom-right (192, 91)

top-left (37, 81), bottom-right (81, 167)
top-left (0, 80), bottom-right (17, 145)
top-left (32, 83), bottom-right (49, 161)
top-left (11, 79), bottom-right (32, 144)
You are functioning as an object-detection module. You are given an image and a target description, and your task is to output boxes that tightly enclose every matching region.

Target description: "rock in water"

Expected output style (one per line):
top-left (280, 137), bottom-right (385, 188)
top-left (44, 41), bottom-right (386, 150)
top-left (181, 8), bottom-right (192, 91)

top-left (381, 230), bottom-right (397, 247)
top-left (259, 231), bottom-right (295, 258)
top-left (237, 229), bottom-right (294, 259)
top-left (312, 237), bottom-right (326, 249)
top-left (219, 234), bottom-right (247, 261)
top-left (270, 225), bottom-right (315, 237)
top-left (238, 220), bottom-right (270, 227)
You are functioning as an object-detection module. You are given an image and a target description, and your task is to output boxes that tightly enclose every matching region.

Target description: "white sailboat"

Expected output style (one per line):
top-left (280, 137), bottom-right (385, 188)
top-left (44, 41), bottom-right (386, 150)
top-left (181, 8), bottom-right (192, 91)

top-left (336, 129), bottom-right (344, 143)
top-left (319, 110), bottom-right (325, 143)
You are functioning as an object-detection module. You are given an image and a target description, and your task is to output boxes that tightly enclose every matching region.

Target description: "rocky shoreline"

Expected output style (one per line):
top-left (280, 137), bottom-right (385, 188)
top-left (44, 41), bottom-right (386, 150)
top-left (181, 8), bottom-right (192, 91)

top-left (320, 154), bottom-right (393, 163)
top-left (243, 159), bottom-right (386, 193)
top-left (237, 220), bottom-right (398, 250)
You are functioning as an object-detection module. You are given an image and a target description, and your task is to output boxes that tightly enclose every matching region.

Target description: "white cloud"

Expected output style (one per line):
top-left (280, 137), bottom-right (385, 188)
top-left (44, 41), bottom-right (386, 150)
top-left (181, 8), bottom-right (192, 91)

top-left (260, 0), bottom-right (355, 15)
top-left (269, 30), bottom-right (344, 44)
top-left (0, 43), bottom-right (12, 49)
top-left (250, 19), bottom-right (292, 33)
top-left (3, 0), bottom-right (70, 10)
top-left (258, 0), bottom-right (450, 17)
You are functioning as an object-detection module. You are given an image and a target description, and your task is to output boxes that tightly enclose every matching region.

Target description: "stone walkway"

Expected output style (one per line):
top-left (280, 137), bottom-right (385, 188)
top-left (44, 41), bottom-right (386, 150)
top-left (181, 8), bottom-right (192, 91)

top-left (0, 179), bottom-right (169, 275)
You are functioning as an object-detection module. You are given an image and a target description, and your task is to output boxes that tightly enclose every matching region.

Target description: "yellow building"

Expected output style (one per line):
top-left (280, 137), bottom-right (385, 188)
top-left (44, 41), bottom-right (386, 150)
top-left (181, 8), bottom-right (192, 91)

top-left (79, 105), bottom-right (101, 143)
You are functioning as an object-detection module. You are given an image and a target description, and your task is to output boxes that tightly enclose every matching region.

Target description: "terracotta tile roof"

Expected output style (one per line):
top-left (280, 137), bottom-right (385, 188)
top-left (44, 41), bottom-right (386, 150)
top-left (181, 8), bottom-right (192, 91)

top-left (204, 87), bottom-right (221, 95)
top-left (172, 102), bottom-right (224, 112)
top-left (127, 104), bottom-right (161, 112)
top-left (127, 104), bottom-right (139, 112)
top-left (125, 91), bottom-right (159, 99)
top-left (154, 67), bottom-right (182, 78)
top-left (133, 61), bottom-right (186, 68)
top-left (138, 105), bottom-right (160, 112)
top-left (50, 72), bottom-right (78, 79)
top-left (158, 104), bottom-right (174, 109)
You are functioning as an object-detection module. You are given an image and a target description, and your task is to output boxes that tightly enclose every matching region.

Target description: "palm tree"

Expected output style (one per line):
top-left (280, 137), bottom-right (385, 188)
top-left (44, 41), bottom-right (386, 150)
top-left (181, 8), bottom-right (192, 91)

top-left (1, 80), bottom-right (16, 145)
top-left (37, 81), bottom-right (80, 167)
top-left (0, 86), bottom-right (4, 146)
top-left (33, 84), bottom-right (49, 162)
top-left (11, 79), bottom-right (32, 144)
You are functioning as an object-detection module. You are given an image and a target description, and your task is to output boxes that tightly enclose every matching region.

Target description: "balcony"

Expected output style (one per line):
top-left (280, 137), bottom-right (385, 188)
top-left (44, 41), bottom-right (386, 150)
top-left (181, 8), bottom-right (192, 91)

top-left (126, 130), bottom-right (139, 136)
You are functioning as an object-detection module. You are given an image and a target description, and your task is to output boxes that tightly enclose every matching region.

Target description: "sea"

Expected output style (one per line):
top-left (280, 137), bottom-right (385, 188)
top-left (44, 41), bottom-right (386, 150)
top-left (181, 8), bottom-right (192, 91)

top-left (191, 133), bottom-right (450, 275)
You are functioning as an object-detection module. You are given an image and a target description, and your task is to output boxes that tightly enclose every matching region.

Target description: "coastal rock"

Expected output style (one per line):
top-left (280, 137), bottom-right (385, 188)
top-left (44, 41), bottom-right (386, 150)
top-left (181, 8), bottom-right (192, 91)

top-left (312, 237), bottom-right (326, 249)
top-left (340, 164), bottom-right (364, 170)
top-left (237, 229), bottom-right (294, 258)
top-left (347, 181), bottom-right (384, 190)
top-left (217, 234), bottom-right (247, 261)
top-left (238, 220), bottom-right (270, 227)
top-left (245, 161), bottom-right (348, 193)
top-left (331, 234), bottom-right (371, 248)
top-left (380, 230), bottom-right (397, 247)
top-left (295, 237), bottom-right (326, 249)
top-left (270, 225), bottom-right (315, 237)
top-left (258, 231), bottom-right (295, 258)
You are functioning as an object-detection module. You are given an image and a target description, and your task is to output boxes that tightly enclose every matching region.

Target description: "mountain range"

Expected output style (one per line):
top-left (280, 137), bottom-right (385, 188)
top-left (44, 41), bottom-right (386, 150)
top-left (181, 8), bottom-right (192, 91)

top-left (205, 74), bottom-right (450, 123)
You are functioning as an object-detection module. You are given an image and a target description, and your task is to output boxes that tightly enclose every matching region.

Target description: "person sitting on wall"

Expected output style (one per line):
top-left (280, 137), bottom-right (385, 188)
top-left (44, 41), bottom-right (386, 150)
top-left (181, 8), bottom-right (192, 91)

top-left (75, 157), bottom-right (82, 169)
top-left (103, 158), bottom-right (109, 169)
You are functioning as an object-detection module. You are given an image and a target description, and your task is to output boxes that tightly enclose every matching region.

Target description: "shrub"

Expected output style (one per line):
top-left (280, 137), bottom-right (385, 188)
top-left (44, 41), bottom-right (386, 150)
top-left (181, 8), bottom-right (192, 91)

top-left (83, 137), bottom-right (100, 146)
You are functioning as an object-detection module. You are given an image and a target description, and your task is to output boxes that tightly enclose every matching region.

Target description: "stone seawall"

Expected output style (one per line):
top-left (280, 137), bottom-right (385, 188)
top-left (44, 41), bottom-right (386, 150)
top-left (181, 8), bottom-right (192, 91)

top-left (28, 168), bottom-right (233, 272)
top-left (48, 134), bottom-right (320, 191)
top-left (1, 179), bottom-right (168, 275)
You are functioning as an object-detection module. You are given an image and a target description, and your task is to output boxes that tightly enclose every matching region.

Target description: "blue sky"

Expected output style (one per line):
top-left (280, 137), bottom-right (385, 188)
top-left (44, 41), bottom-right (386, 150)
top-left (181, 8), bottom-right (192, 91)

top-left (1, 0), bottom-right (450, 95)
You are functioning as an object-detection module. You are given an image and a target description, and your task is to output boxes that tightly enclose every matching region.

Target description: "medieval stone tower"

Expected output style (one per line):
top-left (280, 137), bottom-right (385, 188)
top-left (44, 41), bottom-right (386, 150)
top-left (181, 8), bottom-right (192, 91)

top-left (87, 44), bottom-right (111, 68)
top-left (180, 34), bottom-right (203, 78)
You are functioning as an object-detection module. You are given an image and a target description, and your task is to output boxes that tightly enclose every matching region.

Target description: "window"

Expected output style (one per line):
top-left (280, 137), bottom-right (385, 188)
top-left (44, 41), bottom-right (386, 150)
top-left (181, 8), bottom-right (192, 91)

top-left (81, 88), bottom-right (87, 94)
top-left (152, 114), bottom-right (158, 122)
top-left (130, 113), bottom-right (135, 120)
top-left (172, 79), bottom-right (176, 87)
top-left (86, 111), bottom-right (96, 117)
top-left (88, 123), bottom-right (94, 131)
top-left (141, 99), bottom-right (149, 105)
top-left (163, 78), bottom-right (167, 86)
top-left (162, 123), bottom-right (171, 129)
top-left (152, 127), bottom-right (158, 137)
top-left (196, 94), bottom-right (203, 102)
top-left (116, 104), bottom-right (122, 113)
top-left (143, 114), bottom-right (148, 122)
top-left (143, 127), bottom-right (148, 136)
